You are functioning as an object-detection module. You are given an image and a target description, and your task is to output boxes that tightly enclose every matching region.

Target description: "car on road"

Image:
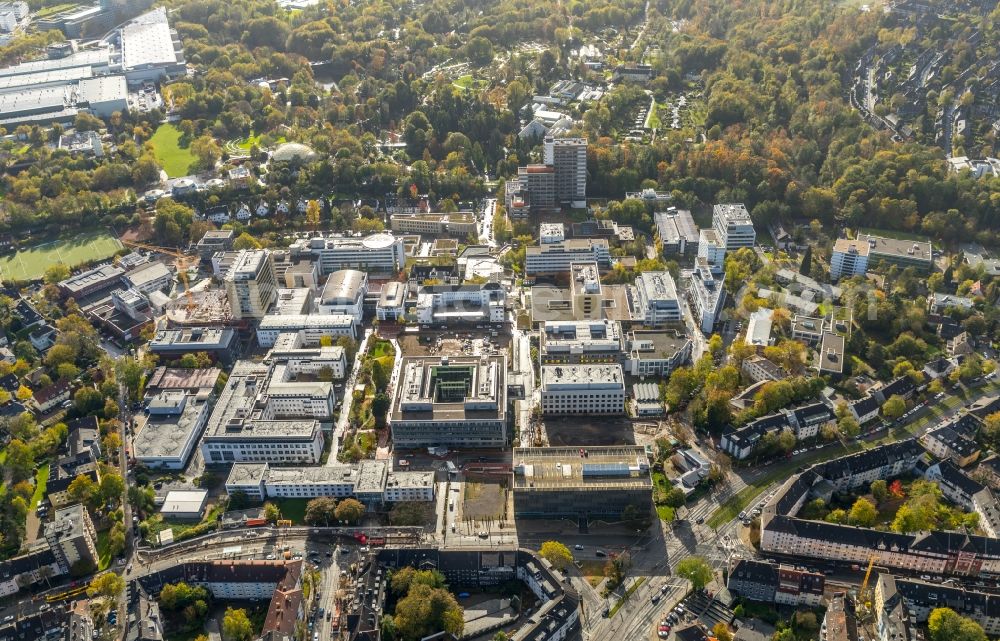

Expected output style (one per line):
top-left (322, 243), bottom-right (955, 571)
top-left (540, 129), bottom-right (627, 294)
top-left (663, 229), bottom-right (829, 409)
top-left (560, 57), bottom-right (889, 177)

top-left (266, 554), bottom-right (276, 560)
top-left (595, 550), bottom-right (607, 557)
top-left (478, 531), bottom-right (489, 538)
top-left (660, 584), bottom-right (668, 594)
top-left (696, 517), bottom-right (704, 524)
top-left (651, 593), bottom-right (660, 604)
top-left (574, 545), bottom-right (584, 550)
top-left (658, 625), bottom-right (671, 638)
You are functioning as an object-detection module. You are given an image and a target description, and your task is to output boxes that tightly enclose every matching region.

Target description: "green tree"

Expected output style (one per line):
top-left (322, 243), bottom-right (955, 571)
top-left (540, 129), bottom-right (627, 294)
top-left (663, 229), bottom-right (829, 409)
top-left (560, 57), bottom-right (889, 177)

top-left (88, 572), bottom-right (125, 598)
top-left (824, 509), bottom-right (848, 524)
top-left (676, 556), bottom-right (714, 591)
top-left (798, 245), bottom-right (812, 276)
top-left (233, 232), bottom-right (262, 250)
top-left (98, 472), bottom-right (125, 506)
top-left (928, 607), bottom-right (987, 641)
top-left (304, 497), bottom-right (338, 526)
top-left (663, 487), bottom-right (686, 508)
top-left (222, 608), bottom-right (254, 641)
top-left (538, 541), bottom-right (573, 570)
top-left (263, 502), bottom-right (281, 524)
top-left (44, 263), bottom-right (70, 284)
top-left (74, 387), bottom-right (104, 415)
top-left (713, 623), bottom-right (734, 641)
top-left (334, 498), bottom-right (365, 524)
top-left (67, 473), bottom-right (97, 506)
top-left (838, 414), bottom-right (860, 438)
top-left (849, 498), bottom-right (877, 527)
top-left (882, 395), bottom-right (906, 420)
top-left (393, 583), bottom-right (463, 639)
top-left (871, 480), bottom-right (888, 503)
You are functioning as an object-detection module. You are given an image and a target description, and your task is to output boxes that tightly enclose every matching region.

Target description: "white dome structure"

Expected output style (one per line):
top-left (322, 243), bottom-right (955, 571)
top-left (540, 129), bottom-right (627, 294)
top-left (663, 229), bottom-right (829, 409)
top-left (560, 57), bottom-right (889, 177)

top-left (271, 142), bottom-right (318, 163)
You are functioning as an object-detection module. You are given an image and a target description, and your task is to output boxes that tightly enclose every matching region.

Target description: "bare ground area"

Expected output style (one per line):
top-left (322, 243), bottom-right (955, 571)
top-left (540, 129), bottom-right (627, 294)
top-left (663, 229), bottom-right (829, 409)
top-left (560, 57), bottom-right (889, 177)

top-left (542, 416), bottom-right (637, 446)
top-left (463, 481), bottom-right (507, 520)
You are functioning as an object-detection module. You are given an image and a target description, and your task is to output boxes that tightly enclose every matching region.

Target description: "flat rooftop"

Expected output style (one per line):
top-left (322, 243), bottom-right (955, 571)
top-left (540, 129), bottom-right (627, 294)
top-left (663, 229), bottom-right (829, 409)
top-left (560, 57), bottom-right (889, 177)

top-left (857, 234), bottom-right (932, 263)
top-left (120, 8), bottom-right (182, 70)
top-left (540, 364), bottom-right (624, 389)
top-left (59, 264), bottom-right (124, 293)
top-left (149, 327), bottom-right (234, 348)
top-left (133, 395), bottom-right (209, 462)
top-left (392, 355), bottom-right (507, 423)
top-left (202, 362), bottom-right (320, 441)
top-left (512, 446), bottom-right (652, 490)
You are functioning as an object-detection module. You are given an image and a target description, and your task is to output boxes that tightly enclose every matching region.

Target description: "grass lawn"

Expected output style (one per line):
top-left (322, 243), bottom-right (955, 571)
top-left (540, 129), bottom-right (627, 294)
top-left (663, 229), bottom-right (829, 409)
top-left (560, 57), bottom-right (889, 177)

top-left (656, 505), bottom-right (675, 521)
top-left (0, 229), bottom-right (123, 282)
top-left (272, 498), bottom-right (309, 524)
top-left (148, 124), bottom-right (196, 178)
top-left (453, 75), bottom-right (487, 92)
top-left (35, 3), bottom-right (75, 18)
top-left (647, 101), bottom-right (661, 129)
top-left (96, 529), bottom-right (112, 571)
top-left (577, 560), bottom-right (607, 588)
top-left (237, 131), bottom-right (262, 150)
top-left (30, 464), bottom-right (49, 510)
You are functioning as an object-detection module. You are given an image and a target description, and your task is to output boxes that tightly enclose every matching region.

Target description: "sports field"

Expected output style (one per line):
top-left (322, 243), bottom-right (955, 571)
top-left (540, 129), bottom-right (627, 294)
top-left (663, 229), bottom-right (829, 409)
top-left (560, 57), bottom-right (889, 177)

top-left (0, 230), bottom-right (123, 282)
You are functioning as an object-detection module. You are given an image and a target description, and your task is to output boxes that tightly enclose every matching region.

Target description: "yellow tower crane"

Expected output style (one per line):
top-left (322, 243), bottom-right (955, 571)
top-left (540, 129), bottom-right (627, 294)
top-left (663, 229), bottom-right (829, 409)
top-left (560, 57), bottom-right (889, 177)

top-left (120, 240), bottom-right (197, 310)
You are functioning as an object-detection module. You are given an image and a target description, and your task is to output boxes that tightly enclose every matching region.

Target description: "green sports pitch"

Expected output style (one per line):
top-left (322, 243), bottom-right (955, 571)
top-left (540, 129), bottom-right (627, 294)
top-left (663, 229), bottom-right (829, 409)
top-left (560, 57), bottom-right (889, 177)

top-left (0, 230), bottom-right (124, 283)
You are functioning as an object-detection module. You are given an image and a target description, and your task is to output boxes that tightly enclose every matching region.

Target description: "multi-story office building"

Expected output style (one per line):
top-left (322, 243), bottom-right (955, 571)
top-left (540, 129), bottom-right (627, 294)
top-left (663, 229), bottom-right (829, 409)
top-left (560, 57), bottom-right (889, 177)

top-left (43, 504), bottom-right (97, 573)
top-left (315, 269), bottom-right (367, 321)
top-left (697, 228), bottom-right (727, 272)
top-left (390, 355), bottom-right (508, 448)
top-left (712, 203), bottom-right (756, 250)
top-left (830, 238), bottom-right (871, 280)
top-left (224, 250), bottom-right (277, 319)
top-left (256, 314), bottom-right (356, 347)
top-left (539, 364), bottom-right (625, 415)
top-left (624, 330), bottom-right (692, 377)
top-left (196, 229), bottom-right (234, 261)
top-left (57, 264), bottom-right (125, 299)
top-left (504, 179), bottom-right (532, 218)
top-left (539, 319), bottom-right (624, 365)
top-left (525, 240), bottom-right (610, 275)
top-left (512, 446), bottom-right (651, 520)
top-left (389, 213), bottom-right (477, 238)
top-left (631, 271), bottom-right (681, 325)
top-left (266, 331), bottom-right (347, 379)
top-left (655, 209), bottom-right (699, 256)
top-left (133, 390), bottom-right (211, 470)
top-left (288, 233), bottom-right (405, 275)
top-left (543, 136), bottom-right (587, 207)
top-left (199, 361), bottom-right (332, 465)
top-left (689, 262), bottom-right (726, 334)
top-left (516, 165), bottom-right (556, 209)
top-left (857, 234), bottom-right (933, 271)
top-left (123, 261), bottom-right (173, 294)
top-left (148, 327), bottom-right (239, 366)
top-left (377, 281), bottom-right (407, 321)
top-left (415, 281), bottom-right (506, 325)
top-left (225, 461), bottom-right (435, 505)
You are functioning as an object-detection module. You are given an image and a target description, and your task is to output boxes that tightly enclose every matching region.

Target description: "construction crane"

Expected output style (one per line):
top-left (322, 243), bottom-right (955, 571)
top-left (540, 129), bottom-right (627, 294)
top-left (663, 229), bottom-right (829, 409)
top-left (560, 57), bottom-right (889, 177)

top-left (859, 554), bottom-right (878, 606)
top-left (120, 240), bottom-right (198, 310)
